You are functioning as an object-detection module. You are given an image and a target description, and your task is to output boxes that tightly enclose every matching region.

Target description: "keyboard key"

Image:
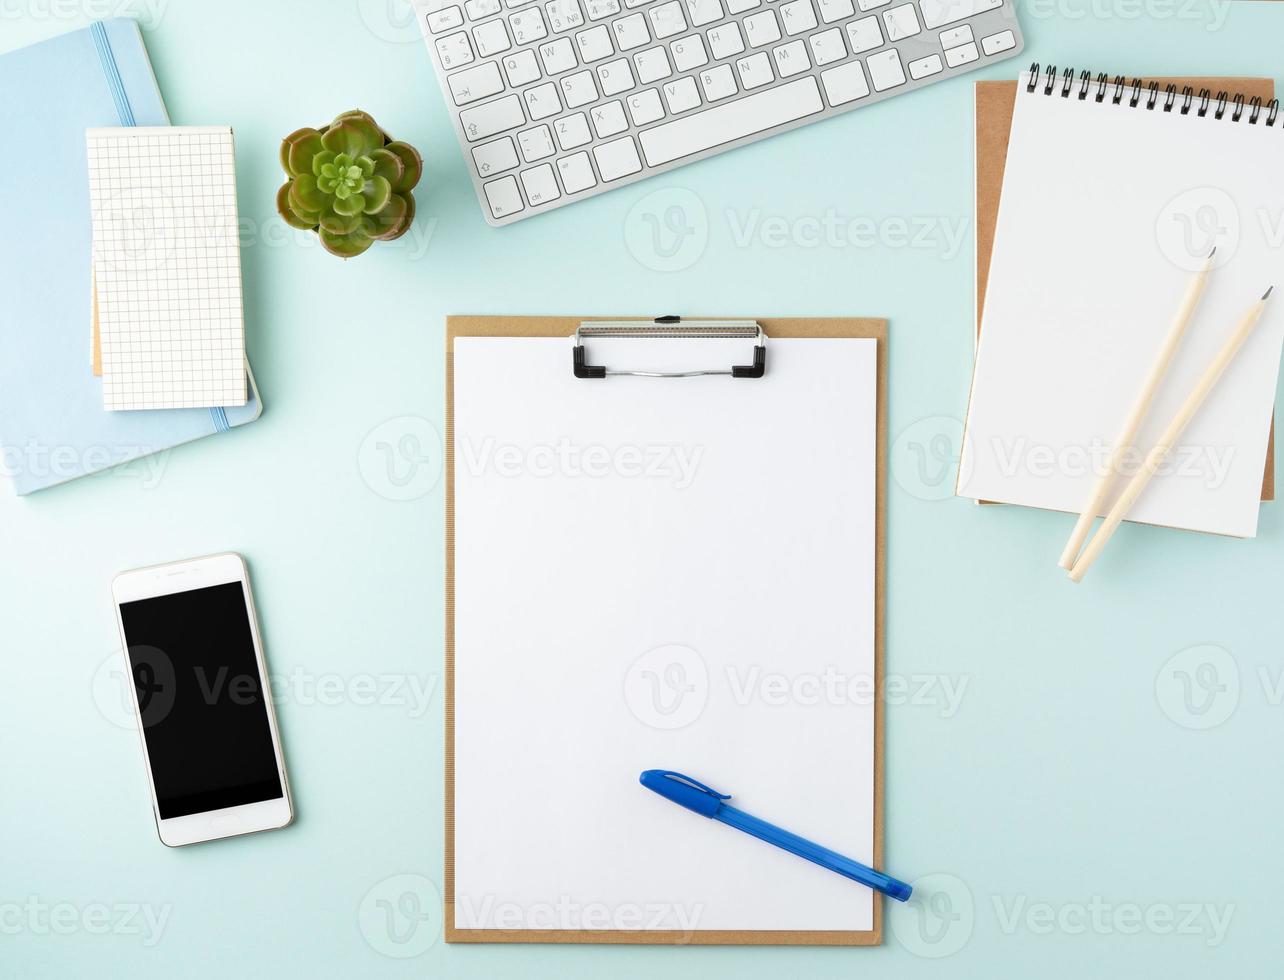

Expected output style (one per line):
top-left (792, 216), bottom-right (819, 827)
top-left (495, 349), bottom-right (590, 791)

top-left (585, 0), bottom-right (621, 17)
top-left (981, 29), bottom-right (1016, 55)
top-left (908, 53), bottom-right (942, 78)
top-left (575, 24), bottom-right (614, 60)
top-left (706, 22), bottom-right (744, 58)
top-left (743, 10), bottom-right (781, 46)
top-left (598, 57), bottom-right (636, 95)
top-left (634, 45), bottom-right (673, 82)
top-left (772, 38), bottom-right (811, 75)
top-left (881, 3), bottom-right (919, 40)
top-left (593, 135), bottom-right (643, 180)
top-left (449, 61), bottom-right (505, 104)
top-left (845, 16), bottom-right (881, 53)
top-left (640, 75), bottom-right (822, 166)
top-left (662, 75), bottom-right (701, 112)
top-left (816, 0), bottom-right (852, 22)
top-left (670, 34), bottom-right (708, 71)
top-left (806, 28), bottom-right (844, 66)
top-left (612, 12), bottom-right (651, 47)
top-left (944, 41), bottom-right (978, 67)
top-left (546, 0), bottom-right (585, 29)
top-left (428, 6), bottom-right (464, 32)
top-left (939, 24), bottom-right (972, 48)
top-left (466, 0), bottom-right (501, 18)
top-left (472, 136), bottom-right (519, 175)
top-left (726, 0), bottom-right (760, 11)
top-left (557, 151), bottom-right (598, 192)
top-left (649, 1), bottom-right (688, 38)
top-left (473, 18), bottom-right (512, 55)
top-left (510, 7), bottom-right (549, 41)
top-left (627, 87), bottom-right (666, 124)
top-left (780, 0), bottom-right (817, 35)
top-left (537, 37), bottom-right (577, 73)
top-left (685, 0), bottom-right (725, 26)
top-left (561, 69), bottom-right (599, 106)
top-left (699, 63), bottom-right (737, 100)
top-left (857, 0), bottom-right (890, 8)
top-left (820, 60), bottom-right (869, 104)
top-left (523, 81), bottom-right (563, 119)
top-left (918, 0), bottom-right (1000, 28)
top-left (518, 124), bottom-right (556, 160)
top-left (735, 51), bottom-right (774, 89)
top-left (554, 111), bottom-right (593, 148)
top-left (590, 99), bottom-right (629, 136)
top-left (520, 163), bottom-right (562, 204)
top-left (435, 31), bottom-right (475, 68)
top-left (483, 174), bottom-right (524, 218)
top-left (866, 48), bottom-right (905, 90)
top-left (460, 93), bottom-right (525, 140)
top-left (503, 49), bottom-right (542, 84)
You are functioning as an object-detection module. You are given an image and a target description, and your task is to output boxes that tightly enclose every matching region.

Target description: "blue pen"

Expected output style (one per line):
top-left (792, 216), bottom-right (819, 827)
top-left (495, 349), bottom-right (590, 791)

top-left (640, 769), bottom-right (913, 903)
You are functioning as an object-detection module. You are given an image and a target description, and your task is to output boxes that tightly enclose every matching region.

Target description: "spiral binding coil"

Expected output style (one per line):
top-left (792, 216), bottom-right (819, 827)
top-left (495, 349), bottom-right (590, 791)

top-left (1024, 62), bottom-right (1281, 126)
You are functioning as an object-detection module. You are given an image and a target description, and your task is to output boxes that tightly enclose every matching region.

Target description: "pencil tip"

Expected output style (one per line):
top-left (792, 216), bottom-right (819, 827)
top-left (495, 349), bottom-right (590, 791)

top-left (1265, 286), bottom-right (1275, 301)
top-left (1209, 246), bottom-right (1217, 258)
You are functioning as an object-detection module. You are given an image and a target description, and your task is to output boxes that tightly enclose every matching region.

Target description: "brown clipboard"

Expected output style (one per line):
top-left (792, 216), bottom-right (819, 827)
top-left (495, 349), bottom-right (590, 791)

top-left (445, 315), bottom-right (888, 945)
top-left (975, 76), bottom-right (1275, 502)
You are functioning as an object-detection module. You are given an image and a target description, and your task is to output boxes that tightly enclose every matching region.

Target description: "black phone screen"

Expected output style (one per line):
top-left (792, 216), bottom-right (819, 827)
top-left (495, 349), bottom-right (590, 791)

top-left (119, 582), bottom-right (283, 820)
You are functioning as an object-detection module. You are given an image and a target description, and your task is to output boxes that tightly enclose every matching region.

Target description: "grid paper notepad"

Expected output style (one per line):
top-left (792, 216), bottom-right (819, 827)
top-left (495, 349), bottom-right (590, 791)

top-left (87, 126), bottom-right (247, 411)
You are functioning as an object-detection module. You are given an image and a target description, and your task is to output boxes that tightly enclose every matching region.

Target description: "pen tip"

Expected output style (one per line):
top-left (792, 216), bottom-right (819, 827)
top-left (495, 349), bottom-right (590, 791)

top-left (1265, 286), bottom-right (1274, 301)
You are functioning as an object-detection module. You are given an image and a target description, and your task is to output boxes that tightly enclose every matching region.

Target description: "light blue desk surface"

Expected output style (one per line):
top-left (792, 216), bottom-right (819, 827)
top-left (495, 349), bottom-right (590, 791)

top-left (4, 0), bottom-right (1284, 975)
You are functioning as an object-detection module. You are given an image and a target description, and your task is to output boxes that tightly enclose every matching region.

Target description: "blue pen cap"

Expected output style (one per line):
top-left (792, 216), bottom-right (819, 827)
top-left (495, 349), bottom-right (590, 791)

top-left (639, 770), bottom-right (730, 817)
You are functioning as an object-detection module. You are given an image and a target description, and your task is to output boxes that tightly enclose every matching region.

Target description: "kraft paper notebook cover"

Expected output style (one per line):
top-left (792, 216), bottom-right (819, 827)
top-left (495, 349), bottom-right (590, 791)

top-left (966, 72), bottom-right (1280, 533)
top-left (446, 316), bottom-right (887, 945)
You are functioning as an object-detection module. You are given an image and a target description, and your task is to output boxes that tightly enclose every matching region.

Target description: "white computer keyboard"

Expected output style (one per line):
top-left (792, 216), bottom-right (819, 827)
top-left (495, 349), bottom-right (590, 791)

top-left (414, 0), bottom-right (1023, 225)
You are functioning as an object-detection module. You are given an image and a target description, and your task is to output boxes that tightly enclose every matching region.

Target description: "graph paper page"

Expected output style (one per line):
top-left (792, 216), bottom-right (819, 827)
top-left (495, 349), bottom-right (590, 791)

top-left (87, 126), bottom-right (247, 411)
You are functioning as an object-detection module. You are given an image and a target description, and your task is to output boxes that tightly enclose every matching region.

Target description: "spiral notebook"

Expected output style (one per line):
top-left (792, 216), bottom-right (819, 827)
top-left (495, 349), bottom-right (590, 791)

top-left (959, 66), bottom-right (1284, 538)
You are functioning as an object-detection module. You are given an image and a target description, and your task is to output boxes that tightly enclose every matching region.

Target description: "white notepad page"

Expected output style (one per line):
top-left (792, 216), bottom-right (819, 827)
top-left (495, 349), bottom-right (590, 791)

top-left (453, 336), bottom-right (878, 933)
top-left (958, 76), bottom-right (1284, 537)
top-left (87, 127), bottom-right (247, 411)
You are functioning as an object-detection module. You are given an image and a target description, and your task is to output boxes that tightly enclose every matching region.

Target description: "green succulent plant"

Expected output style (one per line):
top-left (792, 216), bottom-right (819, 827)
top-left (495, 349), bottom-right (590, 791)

top-left (277, 110), bottom-right (423, 259)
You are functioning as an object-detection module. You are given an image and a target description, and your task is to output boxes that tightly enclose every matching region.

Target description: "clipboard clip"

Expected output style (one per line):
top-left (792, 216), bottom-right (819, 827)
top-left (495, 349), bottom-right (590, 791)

top-left (572, 318), bottom-right (767, 379)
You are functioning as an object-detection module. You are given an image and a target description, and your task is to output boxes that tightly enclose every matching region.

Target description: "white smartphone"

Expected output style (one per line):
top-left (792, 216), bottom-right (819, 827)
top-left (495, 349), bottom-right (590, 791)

top-left (111, 553), bottom-right (294, 846)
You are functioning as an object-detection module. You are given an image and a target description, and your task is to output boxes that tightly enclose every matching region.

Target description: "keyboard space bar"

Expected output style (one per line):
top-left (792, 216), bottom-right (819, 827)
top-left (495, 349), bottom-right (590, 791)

top-left (639, 77), bottom-right (824, 168)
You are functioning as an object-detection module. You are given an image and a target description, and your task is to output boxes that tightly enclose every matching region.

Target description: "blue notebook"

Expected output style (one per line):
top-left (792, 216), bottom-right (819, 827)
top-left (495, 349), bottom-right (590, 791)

top-left (0, 20), bottom-right (261, 496)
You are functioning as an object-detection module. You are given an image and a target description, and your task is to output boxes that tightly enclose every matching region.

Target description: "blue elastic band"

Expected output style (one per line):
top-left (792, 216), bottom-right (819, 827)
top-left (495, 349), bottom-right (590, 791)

top-left (90, 22), bottom-right (136, 127)
top-left (210, 407), bottom-right (230, 433)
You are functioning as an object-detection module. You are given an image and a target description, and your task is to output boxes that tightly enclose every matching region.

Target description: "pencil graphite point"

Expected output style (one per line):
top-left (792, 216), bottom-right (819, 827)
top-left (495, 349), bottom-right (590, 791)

top-left (1264, 286), bottom-right (1274, 301)
top-left (1209, 246), bottom-right (1217, 258)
